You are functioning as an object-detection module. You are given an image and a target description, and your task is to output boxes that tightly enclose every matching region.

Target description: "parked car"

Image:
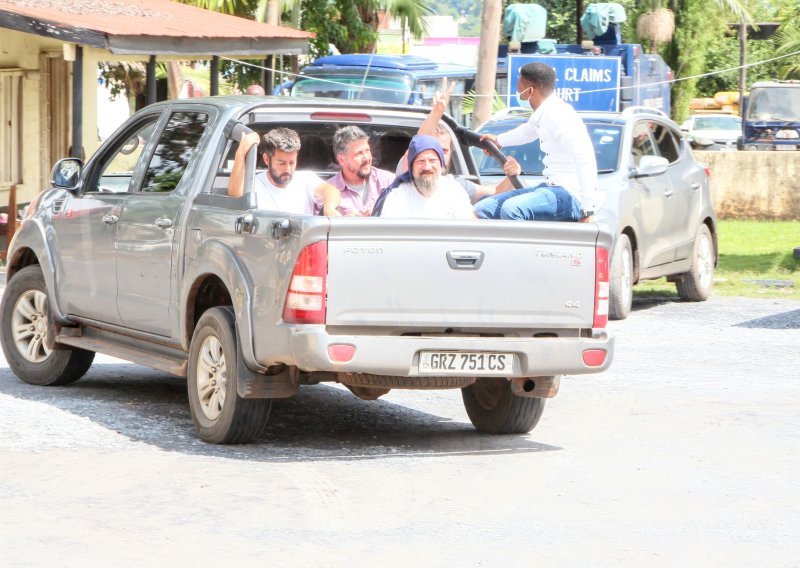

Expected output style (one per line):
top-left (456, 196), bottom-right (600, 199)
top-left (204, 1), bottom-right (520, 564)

top-left (0, 96), bottom-right (614, 444)
top-left (680, 114), bottom-right (741, 151)
top-left (473, 106), bottom-right (718, 320)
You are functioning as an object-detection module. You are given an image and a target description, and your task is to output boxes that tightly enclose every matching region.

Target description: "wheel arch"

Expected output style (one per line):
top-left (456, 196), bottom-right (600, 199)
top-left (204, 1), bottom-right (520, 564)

top-left (619, 225), bottom-right (640, 284)
top-left (702, 216), bottom-right (719, 267)
top-left (5, 221), bottom-right (70, 324)
top-left (180, 240), bottom-right (257, 365)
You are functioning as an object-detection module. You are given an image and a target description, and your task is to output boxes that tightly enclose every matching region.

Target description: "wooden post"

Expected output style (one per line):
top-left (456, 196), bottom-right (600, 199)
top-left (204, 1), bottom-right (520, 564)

top-left (2, 184), bottom-right (17, 262)
top-left (474, 0), bottom-right (503, 129)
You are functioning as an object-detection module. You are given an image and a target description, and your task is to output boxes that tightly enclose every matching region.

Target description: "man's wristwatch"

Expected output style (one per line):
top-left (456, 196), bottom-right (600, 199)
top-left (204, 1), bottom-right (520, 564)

top-left (580, 208), bottom-right (595, 218)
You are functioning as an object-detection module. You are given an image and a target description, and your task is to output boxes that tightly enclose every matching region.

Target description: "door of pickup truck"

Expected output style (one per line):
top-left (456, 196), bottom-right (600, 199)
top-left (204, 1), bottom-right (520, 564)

top-left (48, 111), bottom-right (163, 324)
top-left (116, 107), bottom-right (215, 336)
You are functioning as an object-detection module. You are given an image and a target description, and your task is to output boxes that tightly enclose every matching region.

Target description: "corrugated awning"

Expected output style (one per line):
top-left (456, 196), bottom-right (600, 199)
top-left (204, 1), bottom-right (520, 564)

top-left (0, 0), bottom-right (313, 55)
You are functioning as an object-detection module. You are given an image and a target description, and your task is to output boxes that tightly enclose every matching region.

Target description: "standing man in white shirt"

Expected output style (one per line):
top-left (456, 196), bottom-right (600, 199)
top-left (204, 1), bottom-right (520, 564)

top-left (475, 62), bottom-right (603, 222)
top-left (228, 128), bottom-right (341, 215)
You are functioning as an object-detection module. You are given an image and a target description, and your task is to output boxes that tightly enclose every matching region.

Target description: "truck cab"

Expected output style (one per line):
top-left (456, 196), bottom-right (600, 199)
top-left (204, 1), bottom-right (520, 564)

top-left (740, 80), bottom-right (800, 151)
top-left (279, 54), bottom-right (476, 126)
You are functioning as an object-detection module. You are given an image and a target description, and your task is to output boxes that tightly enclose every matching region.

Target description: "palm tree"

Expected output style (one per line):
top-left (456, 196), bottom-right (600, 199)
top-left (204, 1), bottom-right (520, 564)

top-left (637, 0), bottom-right (752, 53)
top-left (775, 23), bottom-right (800, 79)
top-left (636, 1), bottom-right (675, 54)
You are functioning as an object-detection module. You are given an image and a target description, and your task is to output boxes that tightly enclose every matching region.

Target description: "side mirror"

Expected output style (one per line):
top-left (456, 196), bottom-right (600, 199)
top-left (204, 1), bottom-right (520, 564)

top-left (631, 155), bottom-right (669, 178)
top-left (50, 158), bottom-right (82, 190)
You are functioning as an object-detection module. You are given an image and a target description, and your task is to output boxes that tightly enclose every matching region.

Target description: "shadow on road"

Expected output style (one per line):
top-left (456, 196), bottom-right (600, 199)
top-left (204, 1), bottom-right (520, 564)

top-left (734, 308), bottom-right (800, 330)
top-left (631, 296), bottom-right (677, 312)
top-left (0, 363), bottom-right (559, 462)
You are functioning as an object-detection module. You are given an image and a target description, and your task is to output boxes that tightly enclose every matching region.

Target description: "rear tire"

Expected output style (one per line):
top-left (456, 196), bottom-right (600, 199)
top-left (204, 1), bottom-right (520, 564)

top-left (609, 234), bottom-right (633, 321)
top-left (0, 265), bottom-right (94, 386)
top-left (461, 378), bottom-right (545, 434)
top-left (676, 224), bottom-right (714, 301)
top-left (187, 307), bottom-right (272, 444)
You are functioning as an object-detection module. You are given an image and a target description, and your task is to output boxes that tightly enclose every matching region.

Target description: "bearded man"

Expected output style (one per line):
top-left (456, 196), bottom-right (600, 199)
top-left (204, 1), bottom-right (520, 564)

top-left (374, 135), bottom-right (474, 220)
top-left (325, 125), bottom-right (394, 216)
top-left (227, 127), bottom-right (340, 215)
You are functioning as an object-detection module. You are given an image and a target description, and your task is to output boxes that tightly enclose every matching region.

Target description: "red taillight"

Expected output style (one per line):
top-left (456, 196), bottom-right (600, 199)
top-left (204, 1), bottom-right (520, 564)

top-left (704, 166), bottom-right (711, 179)
top-left (593, 247), bottom-right (609, 329)
top-left (283, 241), bottom-right (327, 324)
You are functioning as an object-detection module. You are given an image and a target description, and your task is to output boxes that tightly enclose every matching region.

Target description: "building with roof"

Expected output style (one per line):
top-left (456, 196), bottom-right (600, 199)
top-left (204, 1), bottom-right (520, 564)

top-left (0, 0), bottom-right (312, 208)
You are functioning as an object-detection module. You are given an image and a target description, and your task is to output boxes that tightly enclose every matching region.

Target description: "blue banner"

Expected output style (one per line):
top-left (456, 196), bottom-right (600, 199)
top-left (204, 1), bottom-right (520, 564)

top-left (507, 54), bottom-right (621, 112)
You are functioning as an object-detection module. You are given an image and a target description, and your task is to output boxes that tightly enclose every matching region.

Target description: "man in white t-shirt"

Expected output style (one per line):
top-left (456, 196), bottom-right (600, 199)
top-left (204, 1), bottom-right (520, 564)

top-left (374, 135), bottom-right (475, 220)
top-left (227, 127), bottom-right (340, 215)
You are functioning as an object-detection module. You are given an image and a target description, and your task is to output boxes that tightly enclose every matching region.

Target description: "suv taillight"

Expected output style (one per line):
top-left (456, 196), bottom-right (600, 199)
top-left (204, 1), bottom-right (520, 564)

top-left (283, 241), bottom-right (327, 324)
top-left (593, 247), bottom-right (609, 328)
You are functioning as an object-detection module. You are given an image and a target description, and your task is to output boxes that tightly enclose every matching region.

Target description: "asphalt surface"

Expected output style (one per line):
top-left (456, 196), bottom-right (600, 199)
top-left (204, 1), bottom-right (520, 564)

top-left (1, 294), bottom-right (798, 566)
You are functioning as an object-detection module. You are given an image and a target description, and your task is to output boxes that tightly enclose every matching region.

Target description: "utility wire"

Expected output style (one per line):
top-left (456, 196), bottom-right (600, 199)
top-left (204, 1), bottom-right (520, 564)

top-left (222, 48), bottom-right (800, 99)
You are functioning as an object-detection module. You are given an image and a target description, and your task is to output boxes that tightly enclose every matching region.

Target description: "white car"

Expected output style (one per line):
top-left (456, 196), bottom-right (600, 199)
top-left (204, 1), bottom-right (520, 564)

top-left (680, 114), bottom-right (741, 150)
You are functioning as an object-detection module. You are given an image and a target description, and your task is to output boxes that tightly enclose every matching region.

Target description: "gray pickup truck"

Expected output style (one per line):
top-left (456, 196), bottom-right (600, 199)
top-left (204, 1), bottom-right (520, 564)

top-left (0, 97), bottom-right (614, 444)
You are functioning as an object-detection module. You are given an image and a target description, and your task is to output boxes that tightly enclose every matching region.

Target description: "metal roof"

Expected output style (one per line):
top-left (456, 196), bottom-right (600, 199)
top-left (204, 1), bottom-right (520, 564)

top-left (0, 0), bottom-right (313, 55)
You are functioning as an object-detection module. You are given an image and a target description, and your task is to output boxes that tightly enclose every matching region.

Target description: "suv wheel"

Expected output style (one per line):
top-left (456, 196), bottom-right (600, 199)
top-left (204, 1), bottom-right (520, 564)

top-left (676, 224), bottom-right (715, 301)
top-left (609, 234), bottom-right (633, 320)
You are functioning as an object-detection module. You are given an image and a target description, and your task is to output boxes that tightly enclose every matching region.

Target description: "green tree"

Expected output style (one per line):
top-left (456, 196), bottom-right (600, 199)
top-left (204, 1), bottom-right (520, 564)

top-left (629, 0), bottom-right (753, 122)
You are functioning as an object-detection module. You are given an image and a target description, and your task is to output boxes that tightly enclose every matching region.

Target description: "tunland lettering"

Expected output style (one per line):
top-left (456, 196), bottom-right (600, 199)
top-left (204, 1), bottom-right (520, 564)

top-left (344, 246), bottom-right (384, 254)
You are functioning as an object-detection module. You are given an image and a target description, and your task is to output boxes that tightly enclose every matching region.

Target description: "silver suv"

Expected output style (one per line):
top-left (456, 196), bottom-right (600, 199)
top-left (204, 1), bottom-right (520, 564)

top-left (474, 107), bottom-right (718, 320)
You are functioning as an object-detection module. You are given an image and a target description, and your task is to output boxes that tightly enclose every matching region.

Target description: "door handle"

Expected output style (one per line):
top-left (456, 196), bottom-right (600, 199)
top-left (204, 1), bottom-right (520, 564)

top-left (155, 217), bottom-right (173, 229)
top-left (235, 213), bottom-right (258, 235)
top-left (446, 251), bottom-right (484, 270)
top-left (664, 188), bottom-right (674, 198)
top-left (102, 214), bottom-right (119, 225)
top-left (691, 183), bottom-right (701, 191)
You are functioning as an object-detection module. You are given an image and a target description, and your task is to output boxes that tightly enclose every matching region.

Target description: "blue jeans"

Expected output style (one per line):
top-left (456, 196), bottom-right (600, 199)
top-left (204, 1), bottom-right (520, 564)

top-left (474, 184), bottom-right (582, 221)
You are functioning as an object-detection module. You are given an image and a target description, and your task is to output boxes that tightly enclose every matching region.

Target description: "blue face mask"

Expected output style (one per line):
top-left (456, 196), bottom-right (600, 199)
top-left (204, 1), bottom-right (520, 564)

top-left (515, 87), bottom-right (532, 110)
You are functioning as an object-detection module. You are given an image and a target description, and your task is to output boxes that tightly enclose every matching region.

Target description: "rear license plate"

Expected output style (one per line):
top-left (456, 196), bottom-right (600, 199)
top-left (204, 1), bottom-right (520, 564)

top-left (775, 145), bottom-right (797, 151)
top-left (418, 352), bottom-right (514, 375)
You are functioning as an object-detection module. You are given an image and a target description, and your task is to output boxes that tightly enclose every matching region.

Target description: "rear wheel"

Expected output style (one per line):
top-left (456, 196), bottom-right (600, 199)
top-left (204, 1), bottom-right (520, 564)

top-left (187, 307), bottom-right (272, 444)
top-left (609, 234), bottom-right (633, 320)
top-left (676, 224), bottom-right (715, 301)
top-left (461, 378), bottom-right (545, 434)
top-left (0, 265), bottom-right (94, 386)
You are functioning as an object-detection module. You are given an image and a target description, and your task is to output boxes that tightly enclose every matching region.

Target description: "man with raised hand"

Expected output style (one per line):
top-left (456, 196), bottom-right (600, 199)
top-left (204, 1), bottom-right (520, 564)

top-left (228, 127), bottom-right (341, 216)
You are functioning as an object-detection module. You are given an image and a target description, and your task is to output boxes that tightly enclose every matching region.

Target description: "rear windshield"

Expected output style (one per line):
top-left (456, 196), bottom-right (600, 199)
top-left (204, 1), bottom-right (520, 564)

top-left (473, 121), bottom-right (622, 175)
top-left (219, 122), bottom-right (417, 175)
top-left (292, 75), bottom-right (413, 105)
top-left (694, 116), bottom-right (741, 130)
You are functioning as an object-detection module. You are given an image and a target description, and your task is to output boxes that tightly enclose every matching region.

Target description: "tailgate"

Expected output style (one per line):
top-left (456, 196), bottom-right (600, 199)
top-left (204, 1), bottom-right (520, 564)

top-left (325, 219), bottom-right (605, 329)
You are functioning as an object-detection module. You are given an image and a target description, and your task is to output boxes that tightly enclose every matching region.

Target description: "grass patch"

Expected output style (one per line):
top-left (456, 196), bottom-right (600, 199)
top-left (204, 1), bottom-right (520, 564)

top-left (634, 220), bottom-right (800, 300)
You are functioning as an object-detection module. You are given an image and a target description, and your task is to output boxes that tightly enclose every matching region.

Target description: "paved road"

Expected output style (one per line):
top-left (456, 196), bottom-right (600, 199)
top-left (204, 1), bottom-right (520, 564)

top-left (1, 296), bottom-right (798, 566)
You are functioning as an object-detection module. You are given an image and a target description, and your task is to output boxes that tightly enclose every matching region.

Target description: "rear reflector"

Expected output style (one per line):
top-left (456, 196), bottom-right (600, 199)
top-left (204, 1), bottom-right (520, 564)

top-left (594, 247), bottom-right (609, 328)
top-left (583, 349), bottom-right (607, 367)
top-left (328, 344), bottom-right (356, 363)
top-left (283, 241), bottom-right (327, 324)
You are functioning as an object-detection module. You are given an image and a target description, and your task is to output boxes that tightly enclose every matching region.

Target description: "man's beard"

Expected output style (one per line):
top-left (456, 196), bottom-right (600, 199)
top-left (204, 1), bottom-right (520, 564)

top-left (349, 160), bottom-right (371, 180)
top-left (413, 171), bottom-right (438, 197)
top-left (267, 167), bottom-right (292, 187)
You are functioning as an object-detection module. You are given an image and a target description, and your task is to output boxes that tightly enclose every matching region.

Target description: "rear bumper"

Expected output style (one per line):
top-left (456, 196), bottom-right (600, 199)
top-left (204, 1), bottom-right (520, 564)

top-left (284, 328), bottom-right (614, 377)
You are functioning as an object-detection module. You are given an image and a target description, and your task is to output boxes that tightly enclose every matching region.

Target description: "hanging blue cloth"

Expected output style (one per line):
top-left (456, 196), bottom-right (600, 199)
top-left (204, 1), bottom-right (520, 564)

top-left (580, 3), bottom-right (627, 40)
